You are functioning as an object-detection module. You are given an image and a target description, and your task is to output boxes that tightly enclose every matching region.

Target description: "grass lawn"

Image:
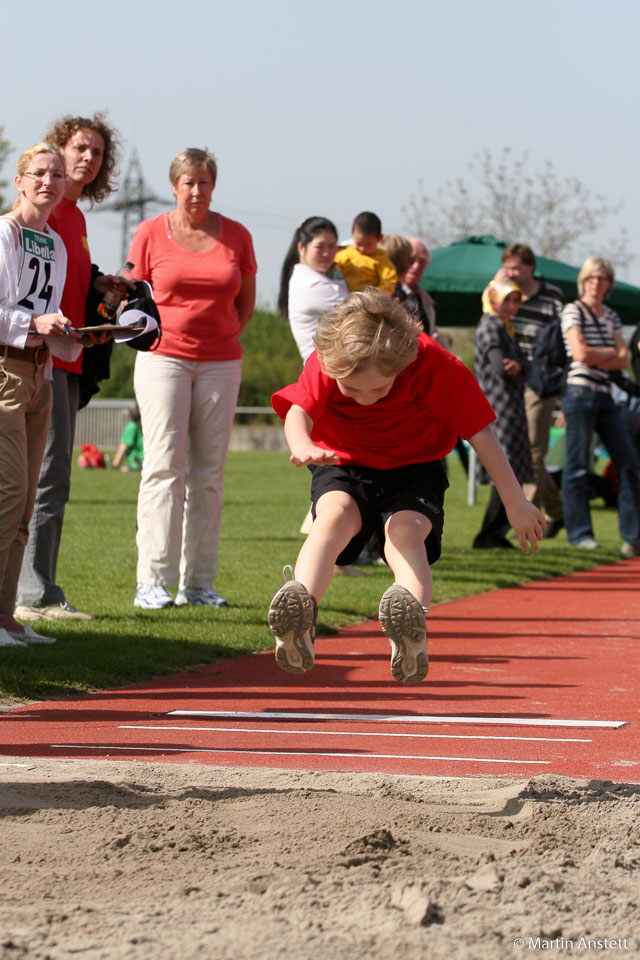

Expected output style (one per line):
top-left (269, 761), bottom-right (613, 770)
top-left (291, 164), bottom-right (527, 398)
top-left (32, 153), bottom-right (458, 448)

top-left (0, 451), bottom-right (625, 702)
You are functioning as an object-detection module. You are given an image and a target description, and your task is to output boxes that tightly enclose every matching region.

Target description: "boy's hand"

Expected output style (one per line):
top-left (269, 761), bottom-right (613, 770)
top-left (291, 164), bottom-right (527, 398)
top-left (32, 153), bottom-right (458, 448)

top-left (505, 498), bottom-right (546, 554)
top-left (289, 443), bottom-right (340, 468)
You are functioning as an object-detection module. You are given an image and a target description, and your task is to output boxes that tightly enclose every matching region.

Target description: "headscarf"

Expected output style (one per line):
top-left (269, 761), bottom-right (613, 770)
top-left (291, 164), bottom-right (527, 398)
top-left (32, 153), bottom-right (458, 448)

top-left (481, 278), bottom-right (522, 336)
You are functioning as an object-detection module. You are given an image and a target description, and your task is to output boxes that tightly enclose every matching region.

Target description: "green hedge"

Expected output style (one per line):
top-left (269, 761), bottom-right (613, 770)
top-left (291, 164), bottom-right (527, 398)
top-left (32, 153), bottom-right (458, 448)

top-left (99, 309), bottom-right (303, 408)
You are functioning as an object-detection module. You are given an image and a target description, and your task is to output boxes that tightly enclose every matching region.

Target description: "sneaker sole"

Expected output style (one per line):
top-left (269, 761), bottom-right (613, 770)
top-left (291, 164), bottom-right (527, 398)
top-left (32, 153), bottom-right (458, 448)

top-left (40, 609), bottom-right (94, 621)
top-left (14, 606), bottom-right (45, 622)
top-left (268, 582), bottom-right (315, 674)
top-left (379, 585), bottom-right (428, 684)
top-left (133, 599), bottom-right (175, 609)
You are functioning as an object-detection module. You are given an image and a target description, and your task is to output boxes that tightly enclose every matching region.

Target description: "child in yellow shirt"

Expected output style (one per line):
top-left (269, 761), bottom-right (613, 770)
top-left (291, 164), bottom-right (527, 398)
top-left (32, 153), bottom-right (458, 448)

top-left (335, 212), bottom-right (397, 294)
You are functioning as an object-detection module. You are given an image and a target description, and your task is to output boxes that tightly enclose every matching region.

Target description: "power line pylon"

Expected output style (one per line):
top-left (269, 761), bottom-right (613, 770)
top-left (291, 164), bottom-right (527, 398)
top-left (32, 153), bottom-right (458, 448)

top-left (98, 148), bottom-right (171, 263)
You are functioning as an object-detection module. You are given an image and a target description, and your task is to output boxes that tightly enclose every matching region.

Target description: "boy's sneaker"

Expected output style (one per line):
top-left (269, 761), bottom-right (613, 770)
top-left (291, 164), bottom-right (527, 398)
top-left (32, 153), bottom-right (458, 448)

top-left (379, 583), bottom-right (429, 684)
top-left (175, 587), bottom-right (228, 607)
top-left (133, 584), bottom-right (174, 609)
top-left (268, 568), bottom-right (317, 674)
top-left (15, 601), bottom-right (93, 622)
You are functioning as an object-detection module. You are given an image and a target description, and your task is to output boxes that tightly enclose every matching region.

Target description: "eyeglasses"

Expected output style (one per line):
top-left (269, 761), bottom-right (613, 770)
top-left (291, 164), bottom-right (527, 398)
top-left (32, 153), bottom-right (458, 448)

top-left (585, 275), bottom-right (611, 283)
top-left (23, 170), bottom-right (65, 183)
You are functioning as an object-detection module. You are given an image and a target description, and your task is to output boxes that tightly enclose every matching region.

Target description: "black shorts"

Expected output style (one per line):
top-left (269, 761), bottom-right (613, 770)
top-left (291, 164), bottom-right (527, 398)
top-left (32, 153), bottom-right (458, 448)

top-left (309, 461), bottom-right (449, 567)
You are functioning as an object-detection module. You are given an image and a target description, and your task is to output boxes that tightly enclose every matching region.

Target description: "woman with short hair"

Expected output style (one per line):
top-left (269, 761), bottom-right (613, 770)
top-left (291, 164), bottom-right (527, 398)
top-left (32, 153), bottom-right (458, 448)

top-left (561, 257), bottom-right (640, 554)
top-left (129, 148), bottom-right (257, 609)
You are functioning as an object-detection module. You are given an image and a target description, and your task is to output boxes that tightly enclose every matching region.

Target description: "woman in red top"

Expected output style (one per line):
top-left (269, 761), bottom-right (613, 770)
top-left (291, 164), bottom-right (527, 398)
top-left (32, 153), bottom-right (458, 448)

top-left (129, 148), bottom-right (257, 609)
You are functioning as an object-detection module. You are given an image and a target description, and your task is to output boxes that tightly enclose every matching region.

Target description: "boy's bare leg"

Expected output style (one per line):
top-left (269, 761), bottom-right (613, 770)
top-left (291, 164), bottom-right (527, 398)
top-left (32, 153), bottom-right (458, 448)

top-left (383, 510), bottom-right (432, 605)
top-left (294, 491), bottom-right (362, 602)
top-left (379, 510), bottom-right (431, 684)
top-left (269, 491), bottom-right (361, 674)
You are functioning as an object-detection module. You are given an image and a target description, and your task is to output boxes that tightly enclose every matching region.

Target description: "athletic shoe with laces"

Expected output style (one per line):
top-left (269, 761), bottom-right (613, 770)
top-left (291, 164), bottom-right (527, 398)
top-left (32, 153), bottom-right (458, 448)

top-left (573, 537), bottom-right (600, 550)
top-left (15, 601), bottom-right (93, 622)
top-left (0, 628), bottom-right (27, 647)
top-left (378, 583), bottom-right (429, 684)
top-left (620, 540), bottom-right (640, 558)
top-left (133, 584), bottom-right (174, 609)
top-left (175, 587), bottom-right (228, 607)
top-left (8, 625), bottom-right (56, 645)
top-left (268, 566), bottom-right (317, 674)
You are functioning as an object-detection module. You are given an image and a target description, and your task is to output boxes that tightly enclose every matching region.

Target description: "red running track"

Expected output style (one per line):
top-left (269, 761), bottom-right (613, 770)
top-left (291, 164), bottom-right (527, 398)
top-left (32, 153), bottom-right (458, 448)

top-left (1, 562), bottom-right (639, 782)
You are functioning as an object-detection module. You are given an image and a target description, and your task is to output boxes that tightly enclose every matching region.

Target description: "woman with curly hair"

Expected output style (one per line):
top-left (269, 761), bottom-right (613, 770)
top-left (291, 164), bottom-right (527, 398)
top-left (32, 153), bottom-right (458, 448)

top-left (16, 112), bottom-right (126, 624)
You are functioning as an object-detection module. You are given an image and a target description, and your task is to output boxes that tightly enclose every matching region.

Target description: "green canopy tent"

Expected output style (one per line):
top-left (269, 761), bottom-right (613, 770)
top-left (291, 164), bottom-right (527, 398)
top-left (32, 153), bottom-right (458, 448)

top-left (422, 234), bottom-right (640, 327)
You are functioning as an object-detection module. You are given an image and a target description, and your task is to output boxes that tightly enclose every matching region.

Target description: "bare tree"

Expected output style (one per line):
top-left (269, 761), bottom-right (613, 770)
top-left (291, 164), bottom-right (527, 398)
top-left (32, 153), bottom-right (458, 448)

top-left (403, 148), bottom-right (633, 270)
top-left (0, 125), bottom-right (11, 211)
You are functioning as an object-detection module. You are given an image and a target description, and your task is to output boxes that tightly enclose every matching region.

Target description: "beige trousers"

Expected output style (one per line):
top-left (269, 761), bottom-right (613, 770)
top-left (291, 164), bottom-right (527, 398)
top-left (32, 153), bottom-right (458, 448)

top-left (134, 353), bottom-right (242, 588)
top-left (0, 353), bottom-right (52, 614)
top-left (522, 384), bottom-right (563, 521)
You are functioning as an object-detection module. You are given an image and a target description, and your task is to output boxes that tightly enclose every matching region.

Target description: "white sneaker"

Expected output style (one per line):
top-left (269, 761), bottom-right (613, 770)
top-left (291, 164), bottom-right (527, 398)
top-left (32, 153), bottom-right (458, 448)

top-left (9, 625), bottom-right (56, 645)
top-left (574, 538), bottom-right (600, 550)
top-left (133, 584), bottom-right (174, 609)
top-left (0, 628), bottom-right (26, 648)
top-left (175, 587), bottom-right (228, 607)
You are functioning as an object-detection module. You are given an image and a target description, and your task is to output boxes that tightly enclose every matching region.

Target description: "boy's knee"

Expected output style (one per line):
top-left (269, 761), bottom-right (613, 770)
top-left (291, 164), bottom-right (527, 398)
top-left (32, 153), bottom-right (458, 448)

top-left (315, 492), bottom-right (361, 534)
top-left (385, 510), bottom-right (431, 546)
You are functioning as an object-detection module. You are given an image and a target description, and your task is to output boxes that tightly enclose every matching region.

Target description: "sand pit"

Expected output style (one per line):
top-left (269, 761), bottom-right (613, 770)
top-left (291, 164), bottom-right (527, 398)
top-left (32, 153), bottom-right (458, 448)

top-left (1, 758), bottom-right (638, 959)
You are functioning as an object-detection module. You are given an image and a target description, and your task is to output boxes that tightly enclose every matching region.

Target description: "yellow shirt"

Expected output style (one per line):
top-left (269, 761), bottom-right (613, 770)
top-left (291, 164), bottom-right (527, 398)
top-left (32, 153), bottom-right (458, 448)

top-left (334, 245), bottom-right (397, 294)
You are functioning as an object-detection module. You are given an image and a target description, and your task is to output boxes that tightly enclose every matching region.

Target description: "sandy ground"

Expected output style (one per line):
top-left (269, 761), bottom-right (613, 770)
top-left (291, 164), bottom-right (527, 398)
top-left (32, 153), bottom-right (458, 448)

top-left (0, 758), bottom-right (638, 959)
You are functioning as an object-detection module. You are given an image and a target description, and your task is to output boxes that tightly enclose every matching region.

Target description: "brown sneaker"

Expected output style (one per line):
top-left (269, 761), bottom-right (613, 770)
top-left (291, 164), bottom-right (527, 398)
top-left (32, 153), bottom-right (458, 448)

top-left (379, 584), bottom-right (428, 684)
top-left (16, 602), bottom-right (93, 622)
top-left (268, 569), bottom-right (317, 674)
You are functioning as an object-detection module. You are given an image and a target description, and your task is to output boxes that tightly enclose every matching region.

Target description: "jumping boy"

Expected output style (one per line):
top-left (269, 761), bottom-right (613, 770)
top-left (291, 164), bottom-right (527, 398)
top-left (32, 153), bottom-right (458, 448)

top-left (334, 212), bottom-right (397, 294)
top-left (268, 289), bottom-right (544, 683)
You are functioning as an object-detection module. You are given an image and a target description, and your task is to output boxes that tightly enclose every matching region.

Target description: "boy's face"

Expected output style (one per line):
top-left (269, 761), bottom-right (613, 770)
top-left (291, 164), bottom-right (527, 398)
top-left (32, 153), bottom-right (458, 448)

top-left (335, 365), bottom-right (397, 405)
top-left (352, 228), bottom-right (380, 257)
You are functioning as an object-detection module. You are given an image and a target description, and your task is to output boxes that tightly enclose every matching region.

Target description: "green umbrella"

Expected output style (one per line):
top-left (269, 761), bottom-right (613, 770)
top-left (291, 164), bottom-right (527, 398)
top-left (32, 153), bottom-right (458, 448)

top-left (421, 234), bottom-right (640, 327)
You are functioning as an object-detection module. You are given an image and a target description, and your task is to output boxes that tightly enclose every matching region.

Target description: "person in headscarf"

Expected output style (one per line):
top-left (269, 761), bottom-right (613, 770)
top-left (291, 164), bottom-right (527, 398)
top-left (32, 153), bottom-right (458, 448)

top-left (473, 278), bottom-right (533, 548)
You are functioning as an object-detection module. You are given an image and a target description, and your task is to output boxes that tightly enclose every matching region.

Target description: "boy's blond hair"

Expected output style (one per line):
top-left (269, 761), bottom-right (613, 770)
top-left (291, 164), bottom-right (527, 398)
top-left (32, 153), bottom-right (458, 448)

top-left (314, 288), bottom-right (419, 379)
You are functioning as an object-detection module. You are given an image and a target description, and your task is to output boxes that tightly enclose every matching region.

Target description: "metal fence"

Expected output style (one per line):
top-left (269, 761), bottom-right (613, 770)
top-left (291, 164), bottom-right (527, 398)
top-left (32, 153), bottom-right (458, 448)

top-left (74, 399), bottom-right (284, 451)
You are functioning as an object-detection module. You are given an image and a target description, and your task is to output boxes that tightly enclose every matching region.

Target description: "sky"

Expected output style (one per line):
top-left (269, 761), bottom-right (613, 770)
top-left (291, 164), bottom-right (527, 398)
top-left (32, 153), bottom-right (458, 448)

top-left (2, 0), bottom-right (639, 309)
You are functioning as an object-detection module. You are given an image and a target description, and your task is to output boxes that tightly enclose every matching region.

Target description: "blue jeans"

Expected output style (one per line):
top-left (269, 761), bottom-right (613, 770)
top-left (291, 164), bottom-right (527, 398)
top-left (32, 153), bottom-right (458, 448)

top-left (561, 384), bottom-right (640, 545)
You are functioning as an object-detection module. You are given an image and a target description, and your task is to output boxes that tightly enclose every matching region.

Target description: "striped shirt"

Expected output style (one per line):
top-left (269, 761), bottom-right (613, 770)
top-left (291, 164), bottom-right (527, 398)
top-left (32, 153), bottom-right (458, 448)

top-left (562, 301), bottom-right (621, 393)
top-left (512, 280), bottom-right (565, 364)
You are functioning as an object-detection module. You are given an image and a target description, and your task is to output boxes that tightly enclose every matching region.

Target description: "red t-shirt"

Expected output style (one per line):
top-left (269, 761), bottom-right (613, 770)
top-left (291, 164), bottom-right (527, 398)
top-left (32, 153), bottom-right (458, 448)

top-left (48, 197), bottom-right (92, 374)
top-left (127, 213), bottom-right (257, 361)
top-left (272, 335), bottom-right (495, 470)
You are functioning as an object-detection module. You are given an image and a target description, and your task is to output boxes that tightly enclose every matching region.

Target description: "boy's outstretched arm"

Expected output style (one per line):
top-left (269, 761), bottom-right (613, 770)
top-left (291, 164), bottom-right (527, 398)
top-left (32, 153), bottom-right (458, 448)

top-left (469, 426), bottom-right (545, 554)
top-left (284, 405), bottom-right (340, 467)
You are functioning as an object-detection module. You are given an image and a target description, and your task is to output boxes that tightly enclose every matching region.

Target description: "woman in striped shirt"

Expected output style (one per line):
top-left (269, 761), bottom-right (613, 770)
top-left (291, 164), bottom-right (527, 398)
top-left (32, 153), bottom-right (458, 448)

top-left (560, 257), bottom-right (640, 555)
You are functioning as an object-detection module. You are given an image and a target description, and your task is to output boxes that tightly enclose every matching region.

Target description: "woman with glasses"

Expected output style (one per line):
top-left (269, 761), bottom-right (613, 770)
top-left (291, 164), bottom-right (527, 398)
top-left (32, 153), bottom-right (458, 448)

top-left (0, 143), bottom-right (81, 647)
top-left (560, 256), bottom-right (640, 554)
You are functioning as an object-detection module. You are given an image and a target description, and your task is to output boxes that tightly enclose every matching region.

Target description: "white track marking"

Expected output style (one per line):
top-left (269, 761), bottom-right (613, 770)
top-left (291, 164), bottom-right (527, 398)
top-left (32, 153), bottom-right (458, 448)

top-left (167, 709), bottom-right (625, 729)
top-left (120, 723), bottom-right (591, 744)
top-left (50, 744), bottom-right (549, 764)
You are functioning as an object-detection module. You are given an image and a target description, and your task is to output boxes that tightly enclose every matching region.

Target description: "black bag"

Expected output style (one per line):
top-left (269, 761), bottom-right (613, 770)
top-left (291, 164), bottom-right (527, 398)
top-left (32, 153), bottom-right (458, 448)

top-left (528, 318), bottom-right (568, 399)
top-left (121, 280), bottom-right (162, 352)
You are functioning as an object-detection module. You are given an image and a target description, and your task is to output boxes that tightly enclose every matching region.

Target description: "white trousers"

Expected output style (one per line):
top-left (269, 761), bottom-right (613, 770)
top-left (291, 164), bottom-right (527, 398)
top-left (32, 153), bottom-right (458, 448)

top-left (134, 353), bottom-right (242, 588)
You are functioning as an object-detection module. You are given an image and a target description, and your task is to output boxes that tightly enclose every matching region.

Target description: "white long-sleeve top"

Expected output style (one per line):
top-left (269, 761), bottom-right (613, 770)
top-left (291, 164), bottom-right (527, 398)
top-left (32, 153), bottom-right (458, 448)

top-left (288, 263), bottom-right (349, 362)
top-left (0, 215), bottom-right (80, 376)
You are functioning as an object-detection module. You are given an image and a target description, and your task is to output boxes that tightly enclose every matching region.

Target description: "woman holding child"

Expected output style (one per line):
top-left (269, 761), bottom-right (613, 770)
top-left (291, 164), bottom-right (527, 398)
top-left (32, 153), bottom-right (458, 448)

top-left (0, 143), bottom-right (81, 647)
top-left (278, 216), bottom-right (348, 362)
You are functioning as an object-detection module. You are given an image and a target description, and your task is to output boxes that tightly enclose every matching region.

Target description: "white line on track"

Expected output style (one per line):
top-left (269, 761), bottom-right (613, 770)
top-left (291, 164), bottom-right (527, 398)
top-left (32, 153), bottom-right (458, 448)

top-left (167, 709), bottom-right (625, 729)
top-left (50, 744), bottom-right (550, 764)
top-left (120, 723), bottom-right (591, 744)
